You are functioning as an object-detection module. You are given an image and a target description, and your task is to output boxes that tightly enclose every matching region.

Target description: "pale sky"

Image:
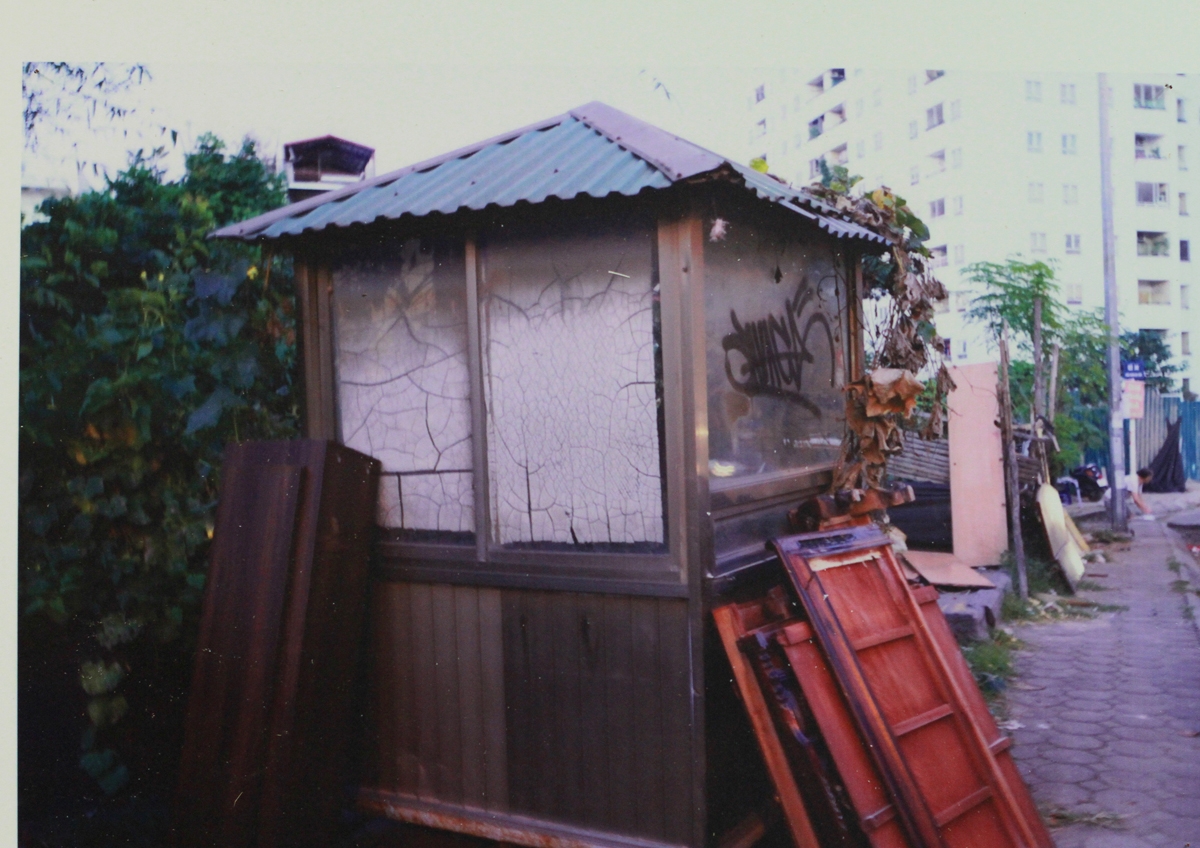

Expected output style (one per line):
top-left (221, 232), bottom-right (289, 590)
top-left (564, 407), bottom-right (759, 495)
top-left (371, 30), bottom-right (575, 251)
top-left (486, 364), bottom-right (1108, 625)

top-left (18, 0), bottom-right (1200, 193)
top-left (22, 61), bottom-right (763, 191)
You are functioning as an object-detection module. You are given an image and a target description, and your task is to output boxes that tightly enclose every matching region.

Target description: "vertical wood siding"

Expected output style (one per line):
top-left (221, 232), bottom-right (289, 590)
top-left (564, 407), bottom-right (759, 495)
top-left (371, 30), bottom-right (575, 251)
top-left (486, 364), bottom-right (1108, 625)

top-left (367, 584), bottom-right (693, 845)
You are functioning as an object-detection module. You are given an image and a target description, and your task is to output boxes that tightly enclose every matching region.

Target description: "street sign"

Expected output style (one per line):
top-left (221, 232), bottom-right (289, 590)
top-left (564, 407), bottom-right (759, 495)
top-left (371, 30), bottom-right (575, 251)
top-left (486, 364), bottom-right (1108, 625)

top-left (1121, 378), bottom-right (1145, 419)
top-left (1122, 359), bottom-right (1146, 380)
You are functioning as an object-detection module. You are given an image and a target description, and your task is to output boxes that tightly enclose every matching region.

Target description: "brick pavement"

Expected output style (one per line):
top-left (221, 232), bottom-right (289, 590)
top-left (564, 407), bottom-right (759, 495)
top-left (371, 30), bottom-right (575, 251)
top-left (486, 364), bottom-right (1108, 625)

top-left (1004, 519), bottom-right (1200, 847)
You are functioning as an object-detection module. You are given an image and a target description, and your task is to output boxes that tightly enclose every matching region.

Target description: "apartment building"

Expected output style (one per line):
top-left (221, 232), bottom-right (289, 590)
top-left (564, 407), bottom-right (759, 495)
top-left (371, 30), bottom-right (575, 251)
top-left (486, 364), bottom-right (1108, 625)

top-left (746, 70), bottom-right (1196, 395)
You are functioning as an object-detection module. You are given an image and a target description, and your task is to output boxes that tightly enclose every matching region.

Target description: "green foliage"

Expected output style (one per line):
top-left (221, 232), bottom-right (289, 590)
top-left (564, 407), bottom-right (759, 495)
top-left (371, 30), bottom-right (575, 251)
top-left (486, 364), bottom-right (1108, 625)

top-left (748, 156), bottom-right (769, 174)
top-left (963, 258), bottom-right (1064, 351)
top-left (1121, 328), bottom-right (1180, 393)
top-left (19, 136), bottom-right (298, 796)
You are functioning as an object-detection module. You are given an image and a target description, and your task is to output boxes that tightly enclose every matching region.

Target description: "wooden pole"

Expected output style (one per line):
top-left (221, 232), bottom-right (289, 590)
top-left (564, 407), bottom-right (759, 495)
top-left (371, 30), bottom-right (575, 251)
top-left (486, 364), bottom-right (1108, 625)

top-left (1031, 296), bottom-right (1045, 424)
top-left (999, 322), bottom-right (1029, 599)
top-left (1047, 342), bottom-right (1061, 421)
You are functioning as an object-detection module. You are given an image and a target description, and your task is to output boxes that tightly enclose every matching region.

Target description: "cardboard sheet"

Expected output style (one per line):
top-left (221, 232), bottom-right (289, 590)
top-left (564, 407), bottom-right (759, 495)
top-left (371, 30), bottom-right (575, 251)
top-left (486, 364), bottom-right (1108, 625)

top-left (901, 550), bottom-right (998, 589)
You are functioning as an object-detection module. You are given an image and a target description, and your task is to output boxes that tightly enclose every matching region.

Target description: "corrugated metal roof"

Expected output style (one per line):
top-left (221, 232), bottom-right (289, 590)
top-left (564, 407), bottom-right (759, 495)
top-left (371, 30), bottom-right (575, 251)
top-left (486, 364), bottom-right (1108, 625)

top-left (212, 102), bottom-right (889, 245)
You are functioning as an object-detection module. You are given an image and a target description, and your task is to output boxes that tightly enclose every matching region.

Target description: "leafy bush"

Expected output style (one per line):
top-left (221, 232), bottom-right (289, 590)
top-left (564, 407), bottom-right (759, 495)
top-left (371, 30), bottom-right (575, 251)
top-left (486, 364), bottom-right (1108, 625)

top-left (19, 136), bottom-right (298, 802)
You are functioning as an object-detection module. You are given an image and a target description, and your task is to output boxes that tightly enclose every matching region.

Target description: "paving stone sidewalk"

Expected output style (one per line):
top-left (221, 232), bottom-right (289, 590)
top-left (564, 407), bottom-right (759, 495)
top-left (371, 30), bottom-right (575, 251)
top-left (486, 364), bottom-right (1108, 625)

top-left (1005, 519), bottom-right (1200, 847)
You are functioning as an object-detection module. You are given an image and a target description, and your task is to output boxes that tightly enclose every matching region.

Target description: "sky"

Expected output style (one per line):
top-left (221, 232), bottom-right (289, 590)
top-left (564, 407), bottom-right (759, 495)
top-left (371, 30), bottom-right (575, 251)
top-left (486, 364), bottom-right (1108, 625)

top-left (18, 0), bottom-right (1200, 194)
top-left (22, 61), bottom-right (762, 191)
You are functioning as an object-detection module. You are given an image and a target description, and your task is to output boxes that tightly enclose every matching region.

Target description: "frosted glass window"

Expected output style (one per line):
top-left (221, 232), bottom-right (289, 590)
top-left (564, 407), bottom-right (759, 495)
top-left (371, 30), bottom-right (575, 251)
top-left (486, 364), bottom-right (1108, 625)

top-left (332, 239), bottom-right (474, 537)
top-left (705, 214), bottom-right (849, 483)
top-left (481, 220), bottom-right (664, 547)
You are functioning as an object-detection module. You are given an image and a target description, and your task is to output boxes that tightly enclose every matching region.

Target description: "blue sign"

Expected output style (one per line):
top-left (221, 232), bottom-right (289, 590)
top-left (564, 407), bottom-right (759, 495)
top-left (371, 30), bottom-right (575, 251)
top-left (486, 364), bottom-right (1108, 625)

top-left (1122, 359), bottom-right (1146, 380)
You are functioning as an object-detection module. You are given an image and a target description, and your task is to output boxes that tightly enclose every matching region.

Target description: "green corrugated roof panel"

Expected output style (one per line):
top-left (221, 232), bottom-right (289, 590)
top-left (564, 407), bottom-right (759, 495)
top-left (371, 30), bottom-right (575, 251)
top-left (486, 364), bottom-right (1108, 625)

top-left (213, 102), bottom-right (888, 245)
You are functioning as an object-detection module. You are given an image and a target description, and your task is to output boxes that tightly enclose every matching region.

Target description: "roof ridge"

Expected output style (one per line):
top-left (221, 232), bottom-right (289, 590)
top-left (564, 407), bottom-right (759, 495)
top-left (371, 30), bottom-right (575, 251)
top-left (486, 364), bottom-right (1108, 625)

top-left (567, 101), bottom-right (725, 182)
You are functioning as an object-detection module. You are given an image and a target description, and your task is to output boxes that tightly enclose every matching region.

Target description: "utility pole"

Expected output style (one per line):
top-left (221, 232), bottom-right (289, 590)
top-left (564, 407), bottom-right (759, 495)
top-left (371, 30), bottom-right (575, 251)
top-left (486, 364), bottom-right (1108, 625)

top-left (1098, 73), bottom-right (1128, 532)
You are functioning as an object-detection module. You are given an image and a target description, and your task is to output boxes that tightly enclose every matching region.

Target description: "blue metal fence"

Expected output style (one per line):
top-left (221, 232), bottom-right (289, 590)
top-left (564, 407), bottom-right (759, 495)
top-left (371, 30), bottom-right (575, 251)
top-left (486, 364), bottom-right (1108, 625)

top-left (1075, 395), bottom-right (1200, 481)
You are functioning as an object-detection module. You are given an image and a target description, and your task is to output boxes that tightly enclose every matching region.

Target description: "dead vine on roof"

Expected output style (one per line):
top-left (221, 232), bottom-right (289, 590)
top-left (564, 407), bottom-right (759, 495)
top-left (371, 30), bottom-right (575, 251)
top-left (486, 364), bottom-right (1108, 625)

top-left (806, 164), bottom-right (955, 491)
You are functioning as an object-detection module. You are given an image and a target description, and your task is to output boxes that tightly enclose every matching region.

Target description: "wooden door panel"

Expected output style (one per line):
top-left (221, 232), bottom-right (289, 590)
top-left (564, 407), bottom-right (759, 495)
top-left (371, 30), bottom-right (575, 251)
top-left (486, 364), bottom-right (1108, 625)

top-left (772, 526), bottom-right (1050, 848)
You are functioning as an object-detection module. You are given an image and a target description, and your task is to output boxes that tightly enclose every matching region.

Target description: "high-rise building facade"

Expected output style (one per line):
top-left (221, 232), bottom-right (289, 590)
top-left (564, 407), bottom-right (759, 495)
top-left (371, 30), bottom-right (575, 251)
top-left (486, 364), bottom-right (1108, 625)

top-left (746, 69), bottom-right (1196, 395)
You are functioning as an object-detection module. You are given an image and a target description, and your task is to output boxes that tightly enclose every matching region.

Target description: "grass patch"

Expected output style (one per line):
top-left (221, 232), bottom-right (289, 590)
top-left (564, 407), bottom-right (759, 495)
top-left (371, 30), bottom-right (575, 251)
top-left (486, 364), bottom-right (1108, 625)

top-left (1089, 529), bottom-right (1132, 545)
top-left (1093, 603), bottom-right (1129, 613)
top-left (1168, 558), bottom-right (1183, 574)
top-left (961, 630), bottom-right (1022, 699)
top-left (1000, 551), bottom-right (1069, 596)
top-left (1001, 592), bottom-right (1035, 621)
top-left (1184, 606), bottom-right (1195, 621)
top-left (1042, 807), bottom-right (1125, 829)
top-left (1170, 579), bottom-right (1191, 594)
top-left (1075, 579), bottom-right (1110, 591)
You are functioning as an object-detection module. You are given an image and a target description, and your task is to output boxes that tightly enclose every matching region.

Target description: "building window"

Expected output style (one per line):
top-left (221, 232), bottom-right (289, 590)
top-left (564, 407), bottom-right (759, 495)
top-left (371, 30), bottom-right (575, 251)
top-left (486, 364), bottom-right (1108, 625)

top-left (926, 103), bottom-right (944, 129)
top-left (926, 70), bottom-right (945, 83)
top-left (910, 166), bottom-right (920, 185)
top-left (1026, 80), bottom-right (1042, 102)
top-left (1184, 331), bottom-right (1192, 355)
top-left (1063, 184), bottom-right (1079, 204)
top-left (1031, 232), bottom-right (1047, 253)
top-left (755, 84), bottom-right (766, 103)
top-left (953, 195), bottom-right (964, 215)
top-left (1182, 239), bottom-right (1190, 261)
top-left (856, 139), bottom-right (866, 159)
top-left (830, 143), bottom-right (849, 165)
top-left (1065, 234), bottom-right (1081, 253)
top-left (856, 98), bottom-right (865, 117)
top-left (1179, 145), bottom-right (1188, 170)
top-left (953, 244), bottom-right (965, 265)
top-left (955, 339), bottom-right (969, 360)
top-left (830, 68), bottom-right (846, 87)
top-left (1062, 133), bottom-right (1077, 155)
top-left (930, 245), bottom-right (948, 267)
top-left (808, 115), bottom-right (823, 139)
top-left (1137, 231), bottom-right (1170, 256)
top-left (950, 99), bottom-right (962, 120)
top-left (1061, 83), bottom-right (1076, 104)
top-left (908, 75), bottom-right (918, 95)
top-left (809, 159), bottom-right (823, 178)
top-left (1178, 98), bottom-right (1187, 122)
top-left (755, 118), bottom-right (767, 137)
top-left (1066, 283), bottom-right (1083, 304)
top-left (930, 198), bottom-right (945, 218)
top-left (928, 149), bottom-right (946, 175)
top-left (873, 88), bottom-right (883, 107)
top-left (1182, 285), bottom-right (1191, 309)
top-left (1138, 280), bottom-right (1170, 304)
top-left (827, 103), bottom-right (847, 126)
top-left (1135, 133), bottom-right (1163, 159)
top-left (1028, 131), bottom-right (1043, 152)
top-left (909, 120), bottom-right (919, 139)
top-left (807, 74), bottom-right (825, 100)
top-left (1181, 192), bottom-right (1189, 215)
top-left (1137, 182), bottom-right (1169, 205)
top-left (1134, 83), bottom-right (1166, 109)
top-left (954, 291), bottom-right (971, 312)
top-left (874, 131), bottom-right (883, 151)
top-left (1028, 182), bottom-right (1045, 203)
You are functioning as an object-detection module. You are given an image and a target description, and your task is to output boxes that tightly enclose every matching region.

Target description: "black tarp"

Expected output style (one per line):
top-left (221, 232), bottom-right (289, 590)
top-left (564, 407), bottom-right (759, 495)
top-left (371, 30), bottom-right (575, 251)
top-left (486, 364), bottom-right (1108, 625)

top-left (888, 480), bottom-right (953, 551)
top-left (1144, 417), bottom-right (1188, 493)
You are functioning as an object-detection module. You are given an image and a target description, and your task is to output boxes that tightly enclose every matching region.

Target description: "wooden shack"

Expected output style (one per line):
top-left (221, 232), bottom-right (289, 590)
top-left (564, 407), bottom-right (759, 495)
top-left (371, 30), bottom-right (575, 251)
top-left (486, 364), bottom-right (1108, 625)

top-left (213, 102), bottom-right (890, 848)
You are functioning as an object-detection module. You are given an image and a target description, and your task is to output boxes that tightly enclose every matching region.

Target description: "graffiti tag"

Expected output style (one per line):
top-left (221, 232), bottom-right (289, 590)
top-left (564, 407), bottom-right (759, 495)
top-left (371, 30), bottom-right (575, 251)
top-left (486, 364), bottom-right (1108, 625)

top-left (722, 280), bottom-right (834, 416)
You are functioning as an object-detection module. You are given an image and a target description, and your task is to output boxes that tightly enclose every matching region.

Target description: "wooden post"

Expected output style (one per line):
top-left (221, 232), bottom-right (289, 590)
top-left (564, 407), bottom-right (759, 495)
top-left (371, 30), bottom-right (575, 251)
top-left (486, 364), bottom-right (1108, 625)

top-left (1047, 342), bottom-right (1061, 421)
top-left (999, 322), bottom-right (1029, 599)
top-left (1031, 297), bottom-right (1045, 423)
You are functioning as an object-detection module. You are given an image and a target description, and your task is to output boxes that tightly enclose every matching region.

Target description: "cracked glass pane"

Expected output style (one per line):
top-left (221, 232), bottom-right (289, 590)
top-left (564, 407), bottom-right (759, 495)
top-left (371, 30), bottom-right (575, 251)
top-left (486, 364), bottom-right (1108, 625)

top-left (332, 238), bottom-right (474, 538)
top-left (705, 213), bottom-right (849, 484)
top-left (482, 219), bottom-right (665, 547)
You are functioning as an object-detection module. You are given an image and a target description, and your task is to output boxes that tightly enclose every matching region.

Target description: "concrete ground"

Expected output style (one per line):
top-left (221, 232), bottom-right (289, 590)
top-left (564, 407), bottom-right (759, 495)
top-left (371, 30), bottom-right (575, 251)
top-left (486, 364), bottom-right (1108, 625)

top-left (1004, 496), bottom-right (1200, 847)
